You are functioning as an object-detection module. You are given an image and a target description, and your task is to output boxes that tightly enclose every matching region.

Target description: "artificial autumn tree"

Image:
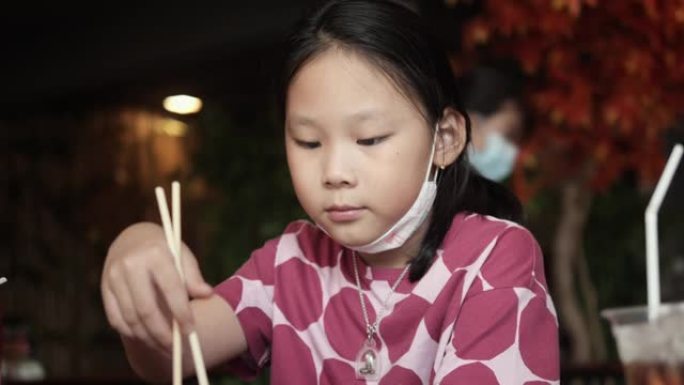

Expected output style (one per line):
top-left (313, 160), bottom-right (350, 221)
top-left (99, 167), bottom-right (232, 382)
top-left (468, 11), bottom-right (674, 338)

top-left (456, 0), bottom-right (684, 363)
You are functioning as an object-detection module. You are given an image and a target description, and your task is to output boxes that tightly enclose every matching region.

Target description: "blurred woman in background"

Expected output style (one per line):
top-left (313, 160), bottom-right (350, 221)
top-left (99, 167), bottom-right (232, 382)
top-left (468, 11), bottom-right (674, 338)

top-left (460, 65), bottom-right (525, 182)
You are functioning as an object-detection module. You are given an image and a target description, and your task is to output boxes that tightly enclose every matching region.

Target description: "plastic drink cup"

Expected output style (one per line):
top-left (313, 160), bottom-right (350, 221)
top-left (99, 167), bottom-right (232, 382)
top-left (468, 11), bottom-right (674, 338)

top-left (603, 302), bottom-right (684, 385)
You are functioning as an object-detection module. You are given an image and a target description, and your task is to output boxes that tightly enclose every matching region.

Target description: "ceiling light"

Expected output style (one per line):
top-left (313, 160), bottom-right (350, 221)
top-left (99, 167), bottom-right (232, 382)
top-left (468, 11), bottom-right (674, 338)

top-left (163, 94), bottom-right (203, 114)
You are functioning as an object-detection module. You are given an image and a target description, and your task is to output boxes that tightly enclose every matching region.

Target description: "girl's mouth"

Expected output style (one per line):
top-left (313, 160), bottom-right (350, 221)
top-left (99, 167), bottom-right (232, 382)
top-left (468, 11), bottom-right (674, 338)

top-left (325, 205), bottom-right (365, 222)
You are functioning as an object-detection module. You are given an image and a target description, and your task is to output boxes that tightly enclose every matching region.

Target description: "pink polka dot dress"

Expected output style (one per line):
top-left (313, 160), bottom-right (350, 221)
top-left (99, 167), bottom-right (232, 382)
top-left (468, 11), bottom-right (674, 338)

top-left (215, 212), bottom-right (560, 384)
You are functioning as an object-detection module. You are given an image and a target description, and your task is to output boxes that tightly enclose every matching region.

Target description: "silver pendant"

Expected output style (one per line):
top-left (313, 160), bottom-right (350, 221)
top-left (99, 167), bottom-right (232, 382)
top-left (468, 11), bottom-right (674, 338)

top-left (355, 341), bottom-right (381, 380)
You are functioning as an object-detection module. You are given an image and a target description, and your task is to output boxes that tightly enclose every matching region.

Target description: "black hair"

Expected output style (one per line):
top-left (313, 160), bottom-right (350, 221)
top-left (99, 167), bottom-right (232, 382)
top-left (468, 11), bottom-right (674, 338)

top-left (279, 0), bottom-right (522, 281)
top-left (458, 65), bottom-right (524, 116)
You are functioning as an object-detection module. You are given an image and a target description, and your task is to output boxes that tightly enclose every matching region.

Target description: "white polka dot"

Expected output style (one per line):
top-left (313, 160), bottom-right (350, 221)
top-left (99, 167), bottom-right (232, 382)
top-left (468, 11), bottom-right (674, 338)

top-left (413, 253), bottom-right (452, 303)
top-left (234, 277), bottom-right (274, 314)
top-left (461, 238), bottom-right (498, 302)
top-left (394, 321), bottom-right (439, 384)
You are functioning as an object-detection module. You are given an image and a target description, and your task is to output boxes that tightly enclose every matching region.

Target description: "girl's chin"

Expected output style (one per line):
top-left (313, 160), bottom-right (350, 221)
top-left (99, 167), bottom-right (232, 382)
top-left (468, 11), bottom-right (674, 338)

top-left (317, 223), bottom-right (367, 243)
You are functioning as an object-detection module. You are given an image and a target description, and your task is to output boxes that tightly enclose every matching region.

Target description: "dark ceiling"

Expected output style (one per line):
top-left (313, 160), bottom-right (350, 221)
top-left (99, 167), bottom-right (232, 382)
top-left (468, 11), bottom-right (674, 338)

top-left (0, 2), bottom-right (470, 116)
top-left (0, 2), bottom-right (321, 114)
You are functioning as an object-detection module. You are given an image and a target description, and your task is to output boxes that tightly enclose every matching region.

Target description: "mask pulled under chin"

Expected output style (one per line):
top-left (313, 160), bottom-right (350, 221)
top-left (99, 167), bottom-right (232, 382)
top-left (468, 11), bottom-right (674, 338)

top-left (347, 180), bottom-right (437, 253)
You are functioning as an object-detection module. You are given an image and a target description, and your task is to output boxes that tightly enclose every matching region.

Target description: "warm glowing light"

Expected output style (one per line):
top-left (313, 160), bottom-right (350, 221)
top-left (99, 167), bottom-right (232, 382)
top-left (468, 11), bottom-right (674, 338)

top-left (163, 94), bottom-right (203, 114)
top-left (157, 119), bottom-right (189, 137)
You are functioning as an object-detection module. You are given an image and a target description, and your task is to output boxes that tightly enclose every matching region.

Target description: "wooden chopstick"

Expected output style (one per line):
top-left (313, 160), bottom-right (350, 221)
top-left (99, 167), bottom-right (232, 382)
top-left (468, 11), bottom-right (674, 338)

top-left (155, 182), bottom-right (210, 385)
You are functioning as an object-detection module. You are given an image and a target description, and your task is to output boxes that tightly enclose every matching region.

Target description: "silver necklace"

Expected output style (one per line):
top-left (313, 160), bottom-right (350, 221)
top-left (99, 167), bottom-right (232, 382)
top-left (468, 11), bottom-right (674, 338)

top-left (351, 252), bottom-right (411, 380)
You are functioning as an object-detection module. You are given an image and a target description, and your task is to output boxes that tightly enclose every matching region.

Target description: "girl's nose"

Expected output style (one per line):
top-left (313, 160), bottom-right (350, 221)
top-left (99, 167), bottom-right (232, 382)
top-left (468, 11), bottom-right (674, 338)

top-left (322, 145), bottom-right (357, 188)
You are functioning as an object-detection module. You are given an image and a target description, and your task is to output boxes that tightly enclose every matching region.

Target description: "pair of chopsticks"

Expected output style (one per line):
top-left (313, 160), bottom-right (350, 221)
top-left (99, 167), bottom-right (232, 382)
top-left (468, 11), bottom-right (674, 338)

top-left (155, 182), bottom-right (210, 385)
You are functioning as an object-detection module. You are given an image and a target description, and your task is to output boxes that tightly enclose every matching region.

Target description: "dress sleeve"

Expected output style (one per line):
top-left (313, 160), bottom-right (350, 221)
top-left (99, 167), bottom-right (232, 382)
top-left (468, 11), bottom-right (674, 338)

top-left (434, 227), bottom-right (560, 385)
top-left (213, 235), bottom-right (279, 380)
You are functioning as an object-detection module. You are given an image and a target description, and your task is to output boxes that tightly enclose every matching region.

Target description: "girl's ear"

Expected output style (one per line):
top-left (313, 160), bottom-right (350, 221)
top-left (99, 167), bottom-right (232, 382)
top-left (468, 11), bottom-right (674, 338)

top-left (434, 107), bottom-right (467, 168)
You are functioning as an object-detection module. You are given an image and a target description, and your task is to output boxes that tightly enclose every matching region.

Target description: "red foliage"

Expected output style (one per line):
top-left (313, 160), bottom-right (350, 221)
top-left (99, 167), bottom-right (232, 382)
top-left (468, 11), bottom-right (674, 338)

top-left (460, 0), bottom-right (684, 201)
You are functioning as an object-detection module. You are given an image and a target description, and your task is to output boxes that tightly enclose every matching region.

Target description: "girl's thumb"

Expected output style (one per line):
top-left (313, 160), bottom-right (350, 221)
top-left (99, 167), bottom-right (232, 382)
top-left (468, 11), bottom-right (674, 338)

top-left (182, 254), bottom-right (213, 298)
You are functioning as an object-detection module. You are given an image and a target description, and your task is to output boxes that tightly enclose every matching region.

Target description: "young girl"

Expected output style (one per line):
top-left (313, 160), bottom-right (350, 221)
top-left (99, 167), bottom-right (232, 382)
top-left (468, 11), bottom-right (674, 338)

top-left (101, 1), bottom-right (560, 384)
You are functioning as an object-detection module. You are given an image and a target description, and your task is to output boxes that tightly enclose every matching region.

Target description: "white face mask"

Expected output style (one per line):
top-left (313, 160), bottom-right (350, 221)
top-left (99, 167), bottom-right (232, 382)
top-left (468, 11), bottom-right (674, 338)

top-left (468, 131), bottom-right (519, 182)
top-left (320, 127), bottom-right (440, 254)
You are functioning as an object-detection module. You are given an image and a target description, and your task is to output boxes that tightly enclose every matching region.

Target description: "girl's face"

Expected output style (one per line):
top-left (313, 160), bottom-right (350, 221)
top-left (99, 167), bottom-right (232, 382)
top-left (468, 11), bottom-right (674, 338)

top-left (285, 48), bottom-right (434, 248)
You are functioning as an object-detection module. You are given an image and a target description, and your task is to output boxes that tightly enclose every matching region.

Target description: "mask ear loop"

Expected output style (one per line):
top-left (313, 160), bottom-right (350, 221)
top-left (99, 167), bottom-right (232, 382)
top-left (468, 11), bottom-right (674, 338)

top-left (429, 124), bottom-right (442, 183)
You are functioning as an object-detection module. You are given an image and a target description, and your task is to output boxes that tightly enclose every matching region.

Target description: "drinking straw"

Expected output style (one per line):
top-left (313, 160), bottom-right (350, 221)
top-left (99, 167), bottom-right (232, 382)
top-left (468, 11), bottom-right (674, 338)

top-left (645, 143), bottom-right (683, 321)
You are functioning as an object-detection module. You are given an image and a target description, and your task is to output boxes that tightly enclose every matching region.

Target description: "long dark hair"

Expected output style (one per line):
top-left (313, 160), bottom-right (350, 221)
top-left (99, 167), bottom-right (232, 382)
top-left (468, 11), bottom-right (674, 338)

top-left (278, 0), bottom-right (522, 281)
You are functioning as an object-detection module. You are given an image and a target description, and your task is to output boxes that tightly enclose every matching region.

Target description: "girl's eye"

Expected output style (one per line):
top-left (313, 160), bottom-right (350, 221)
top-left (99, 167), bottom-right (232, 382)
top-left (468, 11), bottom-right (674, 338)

top-left (357, 135), bottom-right (389, 146)
top-left (294, 139), bottom-right (320, 149)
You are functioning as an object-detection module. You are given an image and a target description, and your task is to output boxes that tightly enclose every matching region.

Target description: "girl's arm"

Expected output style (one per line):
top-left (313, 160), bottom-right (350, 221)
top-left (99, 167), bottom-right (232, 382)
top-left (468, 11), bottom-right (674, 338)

top-left (121, 295), bottom-right (248, 382)
top-left (101, 222), bottom-right (248, 382)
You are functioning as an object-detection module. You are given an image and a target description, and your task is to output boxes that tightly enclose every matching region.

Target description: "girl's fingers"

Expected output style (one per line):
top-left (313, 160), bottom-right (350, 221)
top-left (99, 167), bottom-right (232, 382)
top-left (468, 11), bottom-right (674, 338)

top-left (102, 222), bottom-right (208, 351)
top-left (125, 266), bottom-right (174, 350)
top-left (130, 322), bottom-right (155, 350)
top-left (152, 258), bottom-right (195, 333)
top-left (108, 269), bottom-right (159, 350)
top-left (102, 284), bottom-right (134, 338)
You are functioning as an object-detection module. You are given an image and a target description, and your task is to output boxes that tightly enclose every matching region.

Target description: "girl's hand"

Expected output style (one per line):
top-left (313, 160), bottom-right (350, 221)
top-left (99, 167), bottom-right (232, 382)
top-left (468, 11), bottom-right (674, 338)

top-left (101, 222), bottom-right (214, 353)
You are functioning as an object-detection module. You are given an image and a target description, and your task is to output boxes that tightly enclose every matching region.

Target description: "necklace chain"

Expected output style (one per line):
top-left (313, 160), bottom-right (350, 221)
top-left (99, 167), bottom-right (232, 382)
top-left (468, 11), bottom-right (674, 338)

top-left (351, 251), bottom-right (411, 344)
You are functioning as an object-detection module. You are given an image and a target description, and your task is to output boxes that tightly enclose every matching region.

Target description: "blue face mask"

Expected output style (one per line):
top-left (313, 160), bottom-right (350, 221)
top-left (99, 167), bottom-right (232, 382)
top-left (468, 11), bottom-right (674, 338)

top-left (468, 131), bottom-right (519, 182)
